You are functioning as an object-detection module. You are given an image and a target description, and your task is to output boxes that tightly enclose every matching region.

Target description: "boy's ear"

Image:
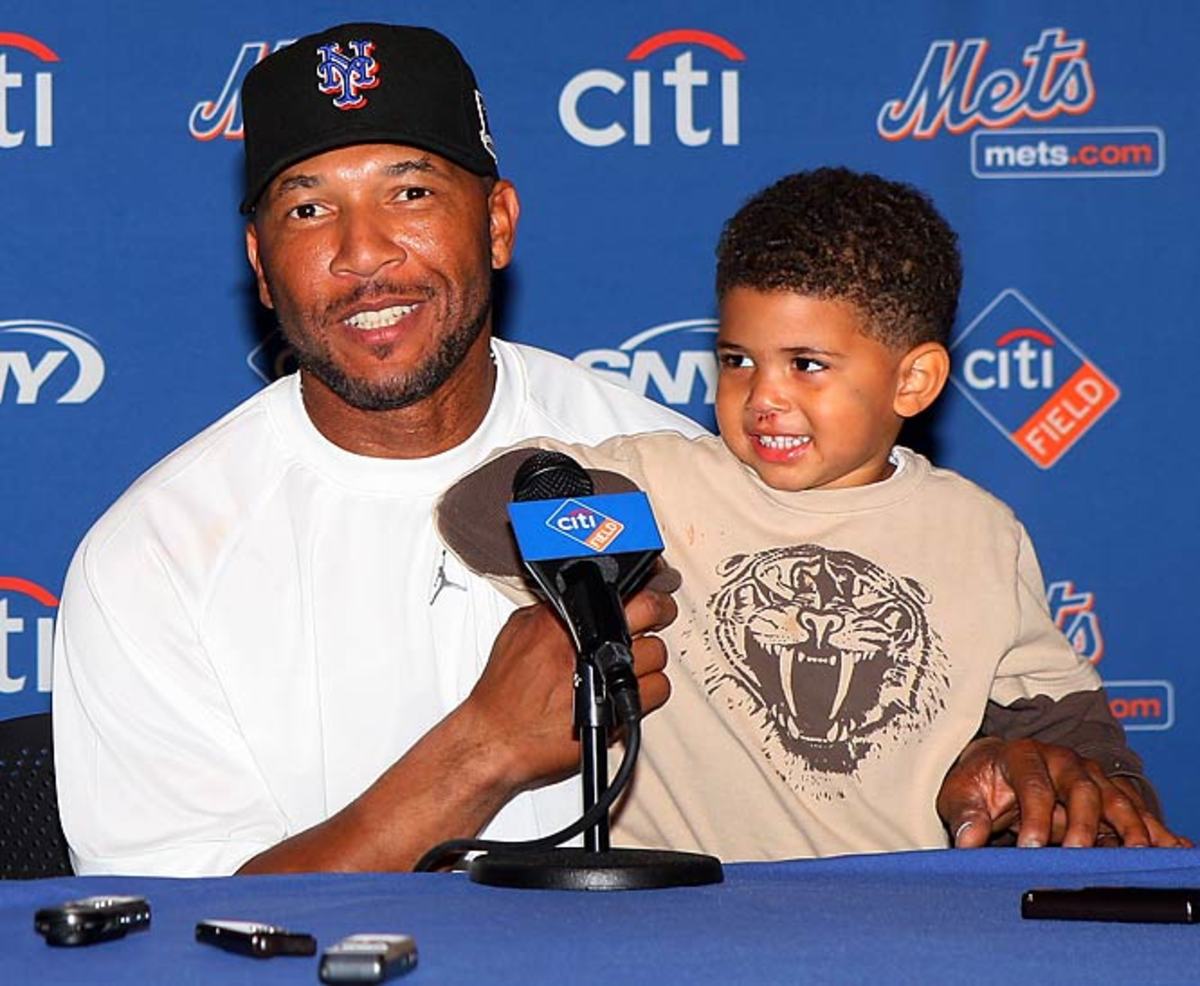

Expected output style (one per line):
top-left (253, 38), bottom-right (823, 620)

top-left (893, 342), bottom-right (950, 419)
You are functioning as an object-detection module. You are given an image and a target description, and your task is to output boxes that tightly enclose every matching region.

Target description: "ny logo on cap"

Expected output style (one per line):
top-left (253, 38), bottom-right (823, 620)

top-left (316, 40), bottom-right (380, 110)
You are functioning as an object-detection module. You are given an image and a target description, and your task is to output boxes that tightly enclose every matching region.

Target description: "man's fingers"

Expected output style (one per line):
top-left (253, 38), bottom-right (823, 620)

top-left (949, 811), bottom-right (993, 848)
top-left (1001, 740), bottom-right (1058, 848)
top-left (630, 635), bottom-right (670, 713)
top-left (1107, 776), bottom-right (1188, 847)
top-left (1081, 766), bottom-right (1151, 848)
top-left (630, 634), bottom-right (668, 676)
top-left (1059, 768), bottom-right (1103, 848)
top-left (636, 670), bottom-right (671, 714)
top-left (936, 738), bottom-right (1013, 846)
top-left (623, 587), bottom-right (678, 635)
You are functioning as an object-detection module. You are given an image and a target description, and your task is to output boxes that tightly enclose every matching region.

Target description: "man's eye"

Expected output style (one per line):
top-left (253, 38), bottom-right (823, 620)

top-left (398, 187), bottom-right (432, 202)
top-left (287, 203), bottom-right (328, 220)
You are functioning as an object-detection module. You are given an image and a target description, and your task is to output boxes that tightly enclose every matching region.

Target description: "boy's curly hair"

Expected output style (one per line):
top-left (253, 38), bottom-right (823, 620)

top-left (716, 167), bottom-right (962, 349)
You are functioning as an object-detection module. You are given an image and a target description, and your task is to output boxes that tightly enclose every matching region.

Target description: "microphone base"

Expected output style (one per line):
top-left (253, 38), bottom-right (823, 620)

top-left (467, 847), bottom-right (723, 891)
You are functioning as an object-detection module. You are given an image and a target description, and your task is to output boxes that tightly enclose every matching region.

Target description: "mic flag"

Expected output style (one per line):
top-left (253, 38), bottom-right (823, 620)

top-left (507, 492), bottom-right (664, 570)
top-left (507, 450), bottom-right (665, 723)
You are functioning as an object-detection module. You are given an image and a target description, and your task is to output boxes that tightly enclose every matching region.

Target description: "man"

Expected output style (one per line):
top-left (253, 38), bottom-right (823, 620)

top-left (52, 23), bottom-right (1175, 877)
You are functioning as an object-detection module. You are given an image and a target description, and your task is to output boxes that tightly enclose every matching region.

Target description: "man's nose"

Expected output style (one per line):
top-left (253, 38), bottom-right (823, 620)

top-left (330, 209), bottom-right (407, 278)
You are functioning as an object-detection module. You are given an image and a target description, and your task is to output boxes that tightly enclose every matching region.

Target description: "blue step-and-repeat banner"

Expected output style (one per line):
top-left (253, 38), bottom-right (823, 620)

top-left (2, 2), bottom-right (1196, 837)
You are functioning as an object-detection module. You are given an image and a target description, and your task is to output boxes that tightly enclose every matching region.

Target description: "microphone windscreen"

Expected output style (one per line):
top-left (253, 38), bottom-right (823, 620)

top-left (512, 450), bottom-right (594, 502)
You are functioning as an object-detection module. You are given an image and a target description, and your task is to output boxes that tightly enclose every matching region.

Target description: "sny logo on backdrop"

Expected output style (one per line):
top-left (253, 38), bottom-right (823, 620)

top-left (1046, 580), bottom-right (1173, 731)
top-left (0, 319), bottom-right (105, 405)
top-left (574, 318), bottom-right (717, 426)
top-left (560, 29), bottom-right (743, 147)
top-left (0, 32), bottom-right (58, 149)
top-left (190, 40), bottom-right (293, 139)
top-left (949, 289), bottom-right (1117, 468)
top-left (878, 27), bottom-right (1163, 179)
top-left (0, 577), bottom-right (55, 700)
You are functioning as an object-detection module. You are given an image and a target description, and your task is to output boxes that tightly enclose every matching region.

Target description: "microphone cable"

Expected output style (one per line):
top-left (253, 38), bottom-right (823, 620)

top-left (412, 716), bottom-right (640, 873)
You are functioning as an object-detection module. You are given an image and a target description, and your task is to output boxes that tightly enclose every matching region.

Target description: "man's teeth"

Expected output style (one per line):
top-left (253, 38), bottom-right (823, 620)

top-left (345, 304), bottom-right (418, 330)
top-left (756, 434), bottom-right (811, 450)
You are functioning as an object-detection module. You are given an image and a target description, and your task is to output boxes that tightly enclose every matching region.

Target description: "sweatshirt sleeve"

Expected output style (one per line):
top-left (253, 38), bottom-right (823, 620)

top-left (982, 525), bottom-right (1158, 814)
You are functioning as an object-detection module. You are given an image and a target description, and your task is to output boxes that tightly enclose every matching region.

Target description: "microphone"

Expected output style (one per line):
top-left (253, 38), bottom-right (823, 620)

top-left (509, 451), bottom-right (665, 724)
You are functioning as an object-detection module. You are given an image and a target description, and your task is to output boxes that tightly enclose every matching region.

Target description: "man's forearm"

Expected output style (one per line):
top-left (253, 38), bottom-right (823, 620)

top-left (236, 701), bottom-right (519, 874)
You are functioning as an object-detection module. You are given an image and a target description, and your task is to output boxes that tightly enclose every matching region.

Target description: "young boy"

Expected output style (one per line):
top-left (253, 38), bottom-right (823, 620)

top-left (438, 168), bottom-right (1171, 859)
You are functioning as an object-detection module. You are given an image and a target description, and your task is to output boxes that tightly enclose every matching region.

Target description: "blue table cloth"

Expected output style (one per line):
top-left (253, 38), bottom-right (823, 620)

top-left (3, 849), bottom-right (1198, 984)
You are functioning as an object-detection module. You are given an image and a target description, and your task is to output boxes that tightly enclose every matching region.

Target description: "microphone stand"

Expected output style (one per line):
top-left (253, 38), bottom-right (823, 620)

top-left (467, 642), bottom-right (724, 891)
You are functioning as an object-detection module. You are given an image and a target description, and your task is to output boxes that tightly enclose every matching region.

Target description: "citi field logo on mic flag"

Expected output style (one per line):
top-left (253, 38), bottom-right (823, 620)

top-left (508, 492), bottom-right (663, 560)
top-left (950, 288), bottom-right (1119, 468)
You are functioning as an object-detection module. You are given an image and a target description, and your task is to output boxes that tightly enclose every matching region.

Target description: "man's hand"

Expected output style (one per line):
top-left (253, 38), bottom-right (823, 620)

top-left (238, 586), bottom-right (676, 874)
top-left (464, 585), bottom-right (677, 794)
top-left (937, 737), bottom-right (1192, 849)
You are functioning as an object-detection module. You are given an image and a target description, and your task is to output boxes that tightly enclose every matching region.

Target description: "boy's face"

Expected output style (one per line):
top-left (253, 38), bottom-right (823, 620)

top-left (715, 287), bottom-right (913, 492)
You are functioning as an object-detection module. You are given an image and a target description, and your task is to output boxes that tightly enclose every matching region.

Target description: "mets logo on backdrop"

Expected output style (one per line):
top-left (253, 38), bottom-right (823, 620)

top-left (950, 289), bottom-right (1118, 468)
top-left (316, 40), bottom-right (380, 110)
top-left (876, 27), bottom-right (1164, 179)
top-left (190, 40), bottom-right (292, 140)
top-left (877, 27), bottom-right (1094, 140)
top-left (546, 501), bottom-right (625, 552)
top-left (1044, 578), bottom-right (1173, 731)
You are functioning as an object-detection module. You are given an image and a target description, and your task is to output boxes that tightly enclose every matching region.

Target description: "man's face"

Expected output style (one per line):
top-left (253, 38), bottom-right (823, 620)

top-left (246, 143), bottom-right (517, 412)
top-left (715, 288), bottom-right (910, 492)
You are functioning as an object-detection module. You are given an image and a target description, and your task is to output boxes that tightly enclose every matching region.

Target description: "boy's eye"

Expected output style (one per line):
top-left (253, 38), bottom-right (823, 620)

top-left (794, 357), bottom-right (826, 373)
top-left (287, 202), bottom-right (330, 221)
top-left (718, 352), bottom-right (752, 369)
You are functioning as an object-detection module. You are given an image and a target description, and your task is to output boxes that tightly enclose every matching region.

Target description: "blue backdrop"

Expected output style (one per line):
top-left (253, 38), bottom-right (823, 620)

top-left (2, 1), bottom-right (1196, 838)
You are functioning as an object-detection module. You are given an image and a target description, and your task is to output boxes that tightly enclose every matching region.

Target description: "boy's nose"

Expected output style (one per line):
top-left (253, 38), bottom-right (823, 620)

top-left (746, 372), bottom-right (790, 414)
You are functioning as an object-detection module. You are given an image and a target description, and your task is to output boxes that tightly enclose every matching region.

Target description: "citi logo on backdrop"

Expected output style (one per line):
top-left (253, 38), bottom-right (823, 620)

top-left (949, 290), bottom-right (1117, 468)
top-left (0, 577), bottom-right (56, 696)
top-left (573, 317), bottom-right (717, 426)
top-left (0, 319), bottom-right (105, 405)
top-left (0, 32), bottom-right (58, 149)
top-left (560, 29), bottom-right (743, 147)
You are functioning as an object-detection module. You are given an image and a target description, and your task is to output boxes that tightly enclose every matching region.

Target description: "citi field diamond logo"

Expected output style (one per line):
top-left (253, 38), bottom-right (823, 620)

top-left (545, 500), bottom-right (625, 552)
top-left (950, 289), bottom-right (1119, 468)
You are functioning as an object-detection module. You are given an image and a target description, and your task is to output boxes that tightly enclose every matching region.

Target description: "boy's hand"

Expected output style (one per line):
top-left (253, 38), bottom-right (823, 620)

top-left (937, 737), bottom-right (1192, 849)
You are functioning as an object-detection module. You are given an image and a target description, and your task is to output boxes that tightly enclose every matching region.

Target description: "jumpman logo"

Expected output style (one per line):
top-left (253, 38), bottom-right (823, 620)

top-left (429, 550), bottom-right (467, 605)
top-left (315, 40), bottom-right (380, 110)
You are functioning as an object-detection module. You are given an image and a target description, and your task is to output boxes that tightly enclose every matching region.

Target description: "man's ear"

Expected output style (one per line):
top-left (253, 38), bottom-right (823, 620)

top-left (894, 342), bottom-right (950, 419)
top-left (487, 179), bottom-right (520, 271)
top-left (245, 221), bottom-right (275, 310)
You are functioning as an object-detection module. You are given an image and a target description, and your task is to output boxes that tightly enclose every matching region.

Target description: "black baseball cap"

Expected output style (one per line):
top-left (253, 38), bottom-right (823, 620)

top-left (239, 23), bottom-right (499, 214)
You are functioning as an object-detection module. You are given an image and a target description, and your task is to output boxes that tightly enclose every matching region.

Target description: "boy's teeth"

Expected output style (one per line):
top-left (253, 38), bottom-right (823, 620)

top-left (757, 434), bottom-right (811, 450)
top-left (345, 304), bottom-right (417, 330)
